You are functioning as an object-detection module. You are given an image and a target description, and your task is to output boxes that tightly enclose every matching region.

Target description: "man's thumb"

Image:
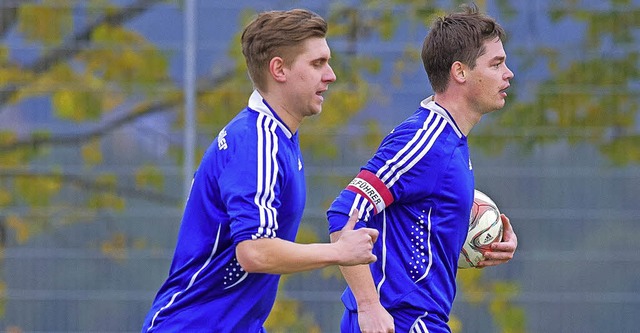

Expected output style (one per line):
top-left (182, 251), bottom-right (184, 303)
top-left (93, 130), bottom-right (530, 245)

top-left (341, 209), bottom-right (360, 231)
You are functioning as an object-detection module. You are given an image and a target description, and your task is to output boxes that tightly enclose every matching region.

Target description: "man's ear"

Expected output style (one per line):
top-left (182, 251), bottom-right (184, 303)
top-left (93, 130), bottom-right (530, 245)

top-left (451, 61), bottom-right (467, 83)
top-left (269, 57), bottom-right (287, 83)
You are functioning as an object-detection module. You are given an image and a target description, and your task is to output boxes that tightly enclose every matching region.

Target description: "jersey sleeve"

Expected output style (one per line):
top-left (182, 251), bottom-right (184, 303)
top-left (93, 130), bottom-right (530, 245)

top-left (328, 116), bottom-right (448, 232)
top-left (218, 121), bottom-right (283, 244)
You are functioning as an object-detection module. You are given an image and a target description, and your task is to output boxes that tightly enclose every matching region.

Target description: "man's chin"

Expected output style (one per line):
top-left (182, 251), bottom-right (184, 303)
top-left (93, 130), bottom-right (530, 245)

top-left (309, 106), bottom-right (323, 116)
top-left (494, 100), bottom-right (507, 111)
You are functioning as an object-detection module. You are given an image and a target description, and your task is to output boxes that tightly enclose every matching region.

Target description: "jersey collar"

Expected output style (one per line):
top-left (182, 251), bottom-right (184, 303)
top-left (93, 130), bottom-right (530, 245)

top-left (420, 96), bottom-right (464, 139)
top-left (248, 90), bottom-right (294, 139)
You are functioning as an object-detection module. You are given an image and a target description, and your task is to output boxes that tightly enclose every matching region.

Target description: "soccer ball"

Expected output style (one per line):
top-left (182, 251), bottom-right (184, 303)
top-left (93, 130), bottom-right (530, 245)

top-left (457, 189), bottom-right (504, 269)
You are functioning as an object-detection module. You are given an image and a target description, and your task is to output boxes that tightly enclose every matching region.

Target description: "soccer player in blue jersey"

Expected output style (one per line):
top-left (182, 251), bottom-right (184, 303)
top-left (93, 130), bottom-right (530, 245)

top-left (327, 4), bottom-right (519, 333)
top-left (141, 9), bottom-right (379, 332)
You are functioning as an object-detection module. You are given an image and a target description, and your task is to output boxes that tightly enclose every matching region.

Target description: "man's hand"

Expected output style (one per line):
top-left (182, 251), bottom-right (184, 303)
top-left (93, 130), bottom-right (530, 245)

top-left (477, 213), bottom-right (517, 267)
top-left (357, 300), bottom-right (395, 333)
top-left (334, 210), bottom-right (379, 266)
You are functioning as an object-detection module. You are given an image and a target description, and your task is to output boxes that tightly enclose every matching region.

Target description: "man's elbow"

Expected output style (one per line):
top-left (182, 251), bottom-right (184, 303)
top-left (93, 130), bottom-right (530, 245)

top-left (236, 240), bottom-right (269, 273)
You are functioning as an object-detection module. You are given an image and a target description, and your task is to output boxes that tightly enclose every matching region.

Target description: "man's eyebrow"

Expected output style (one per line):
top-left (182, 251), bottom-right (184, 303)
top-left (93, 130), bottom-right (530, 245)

top-left (492, 55), bottom-right (506, 62)
top-left (311, 56), bottom-right (330, 64)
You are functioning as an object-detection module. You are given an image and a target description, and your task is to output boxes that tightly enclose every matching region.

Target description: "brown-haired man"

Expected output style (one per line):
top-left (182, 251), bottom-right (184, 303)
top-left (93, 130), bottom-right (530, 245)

top-left (142, 9), bottom-right (378, 332)
top-left (328, 4), bottom-right (518, 332)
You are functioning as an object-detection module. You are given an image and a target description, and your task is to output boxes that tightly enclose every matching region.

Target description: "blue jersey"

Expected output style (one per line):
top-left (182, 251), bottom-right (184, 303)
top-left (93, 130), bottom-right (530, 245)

top-left (328, 97), bottom-right (474, 332)
top-left (142, 91), bottom-right (306, 332)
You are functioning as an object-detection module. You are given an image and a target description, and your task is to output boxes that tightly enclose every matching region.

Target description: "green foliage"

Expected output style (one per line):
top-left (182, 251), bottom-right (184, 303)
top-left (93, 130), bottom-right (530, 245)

top-left (17, 1), bottom-right (73, 45)
top-left (457, 269), bottom-right (526, 333)
top-left (87, 24), bottom-right (169, 91)
top-left (264, 295), bottom-right (322, 333)
top-left (88, 174), bottom-right (125, 211)
top-left (0, 132), bottom-right (30, 166)
top-left (0, 63), bottom-right (28, 87)
top-left (81, 139), bottom-right (103, 166)
top-left (0, 281), bottom-right (5, 317)
top-left (0, 1), bottom-right (172, 248)
top-left (101, 232), bottom-right (128, 261)
top-left (135, 165), bottom-right (164, 191)
top-left (0, 187), bottom-right (12, 207)
top-left (478, 45), bottom-right (639, 164)
top-left (53, 89), bottom-right (103, 122)
top-left (15, 174), bottom-right (62, 207)
top-left (490, 282), bottom-right (527, 333)
top-left (473, 1), bottom-right (640, 166)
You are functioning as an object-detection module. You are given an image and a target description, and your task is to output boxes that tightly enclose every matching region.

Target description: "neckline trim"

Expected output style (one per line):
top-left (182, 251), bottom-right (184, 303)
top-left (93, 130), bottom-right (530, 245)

top-left (419, 96), bottom-right (464, 138)
top-left (247, 90), bottom-right (293, 139)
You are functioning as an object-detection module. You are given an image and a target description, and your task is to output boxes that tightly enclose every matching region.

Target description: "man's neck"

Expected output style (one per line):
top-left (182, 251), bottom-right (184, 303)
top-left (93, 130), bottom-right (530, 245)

top-left (259, 90), bottom-right (302, 133)
top-left (433, 93), bottom-right (479, 136)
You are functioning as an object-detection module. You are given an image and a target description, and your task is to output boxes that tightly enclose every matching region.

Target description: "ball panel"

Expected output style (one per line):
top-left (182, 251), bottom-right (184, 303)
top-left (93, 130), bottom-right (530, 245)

top-left (457, 189), bottom-right (503, 269)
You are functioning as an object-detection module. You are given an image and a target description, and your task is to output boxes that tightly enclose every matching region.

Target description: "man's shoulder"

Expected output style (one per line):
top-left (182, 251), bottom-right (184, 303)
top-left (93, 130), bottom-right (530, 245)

top-left (387, 108), bottom-right (459, 143)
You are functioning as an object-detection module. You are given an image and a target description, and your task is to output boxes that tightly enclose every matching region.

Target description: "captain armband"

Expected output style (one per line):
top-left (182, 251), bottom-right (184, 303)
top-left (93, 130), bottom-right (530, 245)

top-left (346, 169), bottom-right (394, 214)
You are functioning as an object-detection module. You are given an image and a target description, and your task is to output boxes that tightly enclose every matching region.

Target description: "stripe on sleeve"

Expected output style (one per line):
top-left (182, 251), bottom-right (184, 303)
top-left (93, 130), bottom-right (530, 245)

top-left (378, 112), bottom-right (446, 188)
top-left (253, 114), bottom-right (279, 239)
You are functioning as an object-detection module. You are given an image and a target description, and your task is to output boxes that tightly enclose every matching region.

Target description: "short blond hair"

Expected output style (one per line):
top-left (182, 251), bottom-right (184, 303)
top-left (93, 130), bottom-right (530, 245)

top-left (241, 9), bottom-right (328, 92)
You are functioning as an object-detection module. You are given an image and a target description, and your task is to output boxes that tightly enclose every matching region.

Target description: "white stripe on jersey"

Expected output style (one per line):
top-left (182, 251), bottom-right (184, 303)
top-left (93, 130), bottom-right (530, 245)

top-left (350, 194), bottom-right (374, 222)
top-left (266, 119), bottom-right (279, 234)
top-left (376, 210), bottom-right (388, 294)
top-left (253, 114), bottom-right (279, 239)
top-left (378, 112), bottom-right (446, 188)
top-left (148, 225), bottom-right (223, 331)
top-left (377, 112), bottom-right (435, 183)
top-left (410, 311), bottom-right (430, 333)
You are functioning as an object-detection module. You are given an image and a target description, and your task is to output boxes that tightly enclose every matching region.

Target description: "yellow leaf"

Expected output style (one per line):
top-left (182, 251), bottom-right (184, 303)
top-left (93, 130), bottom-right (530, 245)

top-left (52, 90), bottom-right (76, 119)
top-left (15, 175), bottom-right (62, 207)
top-left (17, 2), bottom-right (73, 45)
top-left (135, 165), bottom-right (164, 191)
top-left (6, 215), bottom-right (30, 244)
top-left (294, 225), bottom-right (319, 244)
top-left (0, 45), bottom-right (8, 63)
top-left (102, 90), bottom-right (125, 110)
top-left (89, 192), bottom-right (126, 211)
top-left (52, 90), bottom-right (102, 122)
top-left (81, 140), bottom-right (103, 166)
top-left (0, 66), bottom-right (32, 87)
top-left (0, 188), bottom-right (12, 207)
top-left (101, 232), bottom-right (127, 261)
top-left (96, 173), bottom-right (117, 187)
top-left (449, 315), bottom-right (463, 333)
top-left (0, 132), bottom-right (29, 167)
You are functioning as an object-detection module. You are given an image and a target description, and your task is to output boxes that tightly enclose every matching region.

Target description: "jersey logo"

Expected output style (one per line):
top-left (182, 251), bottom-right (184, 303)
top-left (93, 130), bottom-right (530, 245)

top-left (298, 158), bottom-right (302, 171)
top-left (217, 128), bottom-right (228, 150)
top-left (468, 157), bottom-right (473, 170)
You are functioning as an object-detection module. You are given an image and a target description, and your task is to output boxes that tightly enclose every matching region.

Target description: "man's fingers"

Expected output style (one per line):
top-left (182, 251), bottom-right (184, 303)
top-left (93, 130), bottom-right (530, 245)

top-left (341, 209), bottom-right (360, 231)
top-left (365, 228), bottom-right (379, 243)
top-left (501, 214), bottom-right (511, 229)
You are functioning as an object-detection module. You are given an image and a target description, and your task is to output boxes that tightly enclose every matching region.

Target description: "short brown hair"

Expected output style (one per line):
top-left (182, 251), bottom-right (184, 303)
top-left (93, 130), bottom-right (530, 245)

top-left (241, 9), bottom-right (328, 92)
top-left (422, 4), bottom-right (506, 93)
